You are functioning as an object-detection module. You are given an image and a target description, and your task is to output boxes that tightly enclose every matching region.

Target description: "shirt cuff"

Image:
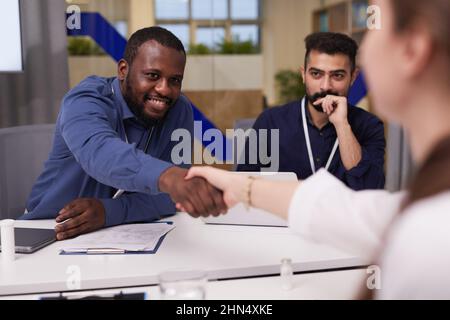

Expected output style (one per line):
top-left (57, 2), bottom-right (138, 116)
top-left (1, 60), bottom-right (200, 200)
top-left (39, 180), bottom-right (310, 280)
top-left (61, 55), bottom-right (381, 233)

top-left (100, 198), bottom-right (126, 227)
top-left (288, 169), bottom-right (344, 235)
top-left (134, 159), bottom-right (174, 194)
top-left (344, 147), bottom-right (372, 178)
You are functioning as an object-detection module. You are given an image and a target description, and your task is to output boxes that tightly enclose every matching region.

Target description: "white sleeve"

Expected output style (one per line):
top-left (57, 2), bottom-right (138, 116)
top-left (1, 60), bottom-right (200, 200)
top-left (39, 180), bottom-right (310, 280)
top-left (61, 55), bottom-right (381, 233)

top-left (377, 193), bottom-right (450, 299)
top-left (288, 169), bottom-right (405, 259)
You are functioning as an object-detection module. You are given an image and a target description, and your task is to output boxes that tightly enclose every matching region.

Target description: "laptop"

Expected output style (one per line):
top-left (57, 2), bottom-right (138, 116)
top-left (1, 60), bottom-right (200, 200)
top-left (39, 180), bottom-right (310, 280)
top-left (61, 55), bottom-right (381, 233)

top-left (202, 171), bottom-right (298, 227)
top-left (0, 227), bottom-right (56, 254)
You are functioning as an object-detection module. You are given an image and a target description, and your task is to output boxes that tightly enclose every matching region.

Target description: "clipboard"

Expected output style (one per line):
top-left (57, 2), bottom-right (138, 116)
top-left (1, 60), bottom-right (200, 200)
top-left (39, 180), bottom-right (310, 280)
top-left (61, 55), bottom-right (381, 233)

top-left (59, 221), bottom-right (173, 255)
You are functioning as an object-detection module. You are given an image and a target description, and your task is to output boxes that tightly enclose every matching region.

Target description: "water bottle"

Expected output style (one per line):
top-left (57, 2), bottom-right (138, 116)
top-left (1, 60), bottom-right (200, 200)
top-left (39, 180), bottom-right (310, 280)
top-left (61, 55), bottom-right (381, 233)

top-left (280, 258), bottom-right (293, 290)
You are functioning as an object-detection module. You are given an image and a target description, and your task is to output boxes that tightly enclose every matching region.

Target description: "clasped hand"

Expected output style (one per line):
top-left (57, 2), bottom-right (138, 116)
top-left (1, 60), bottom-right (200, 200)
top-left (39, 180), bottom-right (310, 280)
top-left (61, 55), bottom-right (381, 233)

top-left (159, 166), bottom-right (228, 218)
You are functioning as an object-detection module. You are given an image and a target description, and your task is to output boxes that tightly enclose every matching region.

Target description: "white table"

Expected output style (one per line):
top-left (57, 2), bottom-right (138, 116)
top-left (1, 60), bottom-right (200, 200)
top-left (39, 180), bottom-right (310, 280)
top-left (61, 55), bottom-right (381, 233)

top-left (0, 213), bottom-right (367, 296)
top-left (2, 269), bottom-right (367, 300)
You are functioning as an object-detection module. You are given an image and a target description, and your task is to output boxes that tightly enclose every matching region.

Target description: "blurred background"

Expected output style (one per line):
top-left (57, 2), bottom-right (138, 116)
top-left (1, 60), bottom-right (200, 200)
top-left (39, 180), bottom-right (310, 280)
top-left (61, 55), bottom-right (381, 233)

top-left (0, 0), bottom-right (412, 191)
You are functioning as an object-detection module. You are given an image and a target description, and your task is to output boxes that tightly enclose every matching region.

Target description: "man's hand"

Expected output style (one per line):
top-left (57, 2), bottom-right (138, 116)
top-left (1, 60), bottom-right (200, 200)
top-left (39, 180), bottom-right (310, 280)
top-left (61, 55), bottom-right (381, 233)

top-left (313, 95), bottom-right (348, 128)
top-left (158, 166), bottom-right (227, 218)
top-left (183, 166), bottom-right (247, 208)
top-left (314, 95), bottom-right (362, 170)
top-left (55, 198), bottom-right (106, 240)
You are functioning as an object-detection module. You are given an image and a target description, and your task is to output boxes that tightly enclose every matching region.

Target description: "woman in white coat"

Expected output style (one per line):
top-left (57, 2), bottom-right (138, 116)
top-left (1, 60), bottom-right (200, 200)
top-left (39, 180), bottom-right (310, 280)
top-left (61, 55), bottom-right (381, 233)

top-left (181, 0), bottom-right (450, 299)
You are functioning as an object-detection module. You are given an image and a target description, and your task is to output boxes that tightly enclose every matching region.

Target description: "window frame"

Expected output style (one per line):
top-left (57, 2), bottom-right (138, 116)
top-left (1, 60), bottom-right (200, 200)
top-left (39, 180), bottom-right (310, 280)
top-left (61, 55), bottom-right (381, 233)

top-left (154, 0), bottom-right (262, 51)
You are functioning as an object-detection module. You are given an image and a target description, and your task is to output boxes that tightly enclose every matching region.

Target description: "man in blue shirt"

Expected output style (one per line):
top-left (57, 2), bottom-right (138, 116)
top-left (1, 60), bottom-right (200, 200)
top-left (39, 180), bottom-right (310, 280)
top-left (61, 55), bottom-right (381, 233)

top-left (237, 32), bottom-right (385, 190)
top-left (21, 27), bottom-right (226, 240)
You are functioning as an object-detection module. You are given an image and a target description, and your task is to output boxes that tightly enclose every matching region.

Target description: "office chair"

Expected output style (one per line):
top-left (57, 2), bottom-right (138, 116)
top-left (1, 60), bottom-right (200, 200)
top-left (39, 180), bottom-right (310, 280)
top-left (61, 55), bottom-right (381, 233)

top-left (0, 124), bottom-right (55, 219)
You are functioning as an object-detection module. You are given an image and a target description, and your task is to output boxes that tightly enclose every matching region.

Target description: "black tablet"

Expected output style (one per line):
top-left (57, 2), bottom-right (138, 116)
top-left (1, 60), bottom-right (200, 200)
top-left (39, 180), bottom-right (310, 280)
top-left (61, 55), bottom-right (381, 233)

top-left (0, 227), bottom-right (56, 254)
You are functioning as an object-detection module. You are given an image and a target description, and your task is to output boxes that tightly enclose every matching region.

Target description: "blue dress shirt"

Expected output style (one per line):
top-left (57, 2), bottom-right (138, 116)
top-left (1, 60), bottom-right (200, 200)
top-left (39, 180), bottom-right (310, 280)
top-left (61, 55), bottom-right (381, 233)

top-left (237, 99), bottom-right (386, 190)
top-left (21, 76), bottom-right (194, 226)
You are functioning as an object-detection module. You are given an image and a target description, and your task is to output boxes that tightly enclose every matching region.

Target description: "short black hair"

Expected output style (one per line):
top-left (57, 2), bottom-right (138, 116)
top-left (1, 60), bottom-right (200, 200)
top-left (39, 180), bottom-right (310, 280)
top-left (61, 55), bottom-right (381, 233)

top-left (304, 32), bottom-right (358, 72)
top-left (123, 26), bottom-right (186, 66)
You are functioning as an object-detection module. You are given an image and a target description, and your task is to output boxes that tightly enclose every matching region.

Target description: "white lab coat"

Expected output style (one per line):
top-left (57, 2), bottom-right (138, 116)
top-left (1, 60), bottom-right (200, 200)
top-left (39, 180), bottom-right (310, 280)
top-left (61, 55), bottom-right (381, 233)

top-left (288, 169), bottom-right (450, 299)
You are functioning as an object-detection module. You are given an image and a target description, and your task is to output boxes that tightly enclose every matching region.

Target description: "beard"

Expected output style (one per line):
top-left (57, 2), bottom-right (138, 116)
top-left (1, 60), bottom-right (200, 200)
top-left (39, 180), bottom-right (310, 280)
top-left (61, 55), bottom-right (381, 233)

top-left (122, 78), bottom-right (171, 128)
top-left (306, 89), bottom-right (341, 113)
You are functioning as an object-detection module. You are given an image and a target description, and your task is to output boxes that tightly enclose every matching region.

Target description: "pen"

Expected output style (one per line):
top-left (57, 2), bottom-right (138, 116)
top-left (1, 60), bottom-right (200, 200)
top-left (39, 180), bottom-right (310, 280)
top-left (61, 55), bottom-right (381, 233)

top-left (60, 248), bottom-right (126, 254)
top-left (112, 189), bottom-right (124, 199)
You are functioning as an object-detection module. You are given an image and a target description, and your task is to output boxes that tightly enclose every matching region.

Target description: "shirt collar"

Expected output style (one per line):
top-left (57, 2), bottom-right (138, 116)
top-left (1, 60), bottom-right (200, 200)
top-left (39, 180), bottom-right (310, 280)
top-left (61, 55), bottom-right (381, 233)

top-left (304, 99), bottom-right (315, 126)
top-left (112, 78), bottom-right (135, 120)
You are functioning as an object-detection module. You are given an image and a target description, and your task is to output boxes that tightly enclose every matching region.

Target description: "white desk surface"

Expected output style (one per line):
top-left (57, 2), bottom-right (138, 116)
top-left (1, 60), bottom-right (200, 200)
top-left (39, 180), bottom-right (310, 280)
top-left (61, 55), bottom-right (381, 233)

top-left (0, 213), bottom-right (366, 296)
top-left (2, 268), bottom-right (367, 300)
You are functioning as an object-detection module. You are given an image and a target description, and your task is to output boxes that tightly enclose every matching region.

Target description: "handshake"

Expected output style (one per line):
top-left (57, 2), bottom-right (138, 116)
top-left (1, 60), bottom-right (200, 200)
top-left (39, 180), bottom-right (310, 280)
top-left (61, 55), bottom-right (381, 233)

top-left (159, 166), bottom-right (244, 218)
top-left (55, 165), bottom-right (238, 241)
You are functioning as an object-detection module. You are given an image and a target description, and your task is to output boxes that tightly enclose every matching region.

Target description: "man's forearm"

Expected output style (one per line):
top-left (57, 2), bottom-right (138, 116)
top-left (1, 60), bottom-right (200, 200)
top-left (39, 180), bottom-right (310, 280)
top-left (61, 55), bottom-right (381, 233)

top-left (335, 121), bottom-right (362, 170)
top-left (101, 192), bottom-right (175, 227)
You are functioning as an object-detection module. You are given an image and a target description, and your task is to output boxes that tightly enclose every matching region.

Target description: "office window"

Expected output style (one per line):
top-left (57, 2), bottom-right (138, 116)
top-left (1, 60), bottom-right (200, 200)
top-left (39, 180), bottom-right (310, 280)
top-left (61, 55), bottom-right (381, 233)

top-left (158, 24), bottom-right (190, 48)
top-left (155, 0), bottom-right (189, 19)
top-left (231, 0), bottom-right (258, 19)
top-left (231, 24), bottom-right (258, 43)
top-left (155, 0), bottom-right (261, 52)
top-left (196, 27), bottom-right (225, 49)
top-left (192, 0), bottom-right (227, 19)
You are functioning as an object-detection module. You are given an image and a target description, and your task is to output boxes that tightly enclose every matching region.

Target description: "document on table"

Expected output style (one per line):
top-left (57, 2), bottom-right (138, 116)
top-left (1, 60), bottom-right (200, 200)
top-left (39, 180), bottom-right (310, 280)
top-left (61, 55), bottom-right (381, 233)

top-left (58, 222), bottom-right (174, 254)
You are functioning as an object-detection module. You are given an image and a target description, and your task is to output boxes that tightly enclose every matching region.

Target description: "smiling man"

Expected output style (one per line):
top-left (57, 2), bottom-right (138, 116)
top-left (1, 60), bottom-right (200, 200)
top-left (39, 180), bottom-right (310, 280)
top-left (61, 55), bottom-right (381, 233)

top-left (238, 32), bottom-right (386, 190)
top-left (21, 27), bottom-right (226, 240)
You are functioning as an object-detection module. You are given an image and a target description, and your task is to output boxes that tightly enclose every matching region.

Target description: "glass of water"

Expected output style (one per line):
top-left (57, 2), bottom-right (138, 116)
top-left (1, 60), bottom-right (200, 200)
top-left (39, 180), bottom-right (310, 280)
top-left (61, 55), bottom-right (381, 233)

top-left (158, 269), bottom-right (207, 300)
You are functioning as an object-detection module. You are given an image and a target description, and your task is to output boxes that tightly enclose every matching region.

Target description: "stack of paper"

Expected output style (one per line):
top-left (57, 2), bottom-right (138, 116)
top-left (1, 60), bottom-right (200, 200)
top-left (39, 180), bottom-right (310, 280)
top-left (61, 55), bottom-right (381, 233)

top-left (58, 222), bottom-right (174, 254)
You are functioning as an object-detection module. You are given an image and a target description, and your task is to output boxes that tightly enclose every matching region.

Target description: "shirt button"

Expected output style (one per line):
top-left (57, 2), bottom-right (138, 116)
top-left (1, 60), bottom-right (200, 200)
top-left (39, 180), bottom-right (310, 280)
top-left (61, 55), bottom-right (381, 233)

top-left (319, 132), bottom-right (323, 136)
top-left (316, 157), bottom-right (321, 162)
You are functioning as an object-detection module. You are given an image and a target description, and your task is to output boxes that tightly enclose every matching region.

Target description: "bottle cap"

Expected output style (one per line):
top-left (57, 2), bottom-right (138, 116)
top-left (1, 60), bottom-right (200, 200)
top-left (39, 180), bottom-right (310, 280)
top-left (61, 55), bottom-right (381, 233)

top-left (0, 219), bottom-right (15, 228)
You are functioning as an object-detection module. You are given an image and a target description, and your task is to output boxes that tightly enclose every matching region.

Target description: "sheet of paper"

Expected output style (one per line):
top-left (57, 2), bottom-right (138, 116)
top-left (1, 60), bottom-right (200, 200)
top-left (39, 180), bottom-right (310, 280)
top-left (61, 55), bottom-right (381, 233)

top-left (59, 223), bottom-right (175, 251)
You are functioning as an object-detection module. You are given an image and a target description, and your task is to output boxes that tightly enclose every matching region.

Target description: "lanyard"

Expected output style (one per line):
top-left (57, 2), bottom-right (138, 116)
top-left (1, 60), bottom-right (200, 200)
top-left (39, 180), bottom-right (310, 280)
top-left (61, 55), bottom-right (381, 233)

top-left (301, 97), bottom-right (339, 174)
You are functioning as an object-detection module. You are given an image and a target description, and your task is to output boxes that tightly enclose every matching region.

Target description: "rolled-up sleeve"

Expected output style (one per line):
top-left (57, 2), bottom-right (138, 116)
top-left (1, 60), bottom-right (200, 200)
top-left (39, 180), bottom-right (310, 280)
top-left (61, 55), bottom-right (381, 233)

top-left (344, 117), bottom-right (386, 190)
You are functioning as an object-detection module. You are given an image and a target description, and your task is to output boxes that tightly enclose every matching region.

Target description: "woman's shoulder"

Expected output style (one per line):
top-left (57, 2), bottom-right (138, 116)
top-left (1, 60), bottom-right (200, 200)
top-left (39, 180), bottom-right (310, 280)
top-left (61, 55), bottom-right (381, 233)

top-left (390, 191), bottom-right (450, 243)
top-left (403, 191), bottom-right (450, 219)
top-left (378, 191), bottom-right (450, 299)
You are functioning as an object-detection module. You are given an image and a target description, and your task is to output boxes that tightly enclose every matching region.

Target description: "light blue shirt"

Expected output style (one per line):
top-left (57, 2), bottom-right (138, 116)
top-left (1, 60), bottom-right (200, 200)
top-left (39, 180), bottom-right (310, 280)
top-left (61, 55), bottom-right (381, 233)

top-left (21, 76), bottom-right (194, 226)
